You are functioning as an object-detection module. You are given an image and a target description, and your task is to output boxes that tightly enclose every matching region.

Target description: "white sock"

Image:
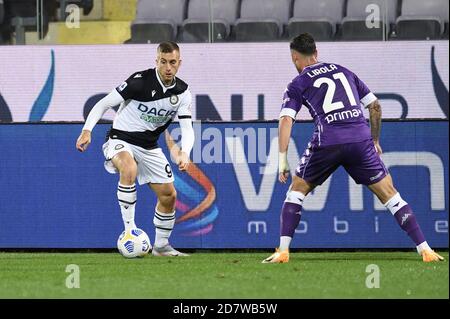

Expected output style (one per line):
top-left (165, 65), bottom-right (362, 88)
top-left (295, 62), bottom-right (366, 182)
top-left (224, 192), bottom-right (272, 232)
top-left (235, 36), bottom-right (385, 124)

top-left (384, 192), bottom-right (407, 215)
top-left (279, 236), bottom-right (292, 251)
top-left (117, 183), bottom-right (137, 231)
top-left (416, 241), bottom-right (431, 255)
top-left (153, 208), bottom-right (175, 248)
top-left (285, 191), bottom-right (305, 205)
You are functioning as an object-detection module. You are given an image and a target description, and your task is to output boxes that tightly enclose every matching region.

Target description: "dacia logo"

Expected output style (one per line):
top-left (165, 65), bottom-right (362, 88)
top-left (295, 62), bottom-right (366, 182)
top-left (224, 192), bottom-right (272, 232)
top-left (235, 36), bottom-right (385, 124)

top-left (137, 103), bottom-right (176, 117)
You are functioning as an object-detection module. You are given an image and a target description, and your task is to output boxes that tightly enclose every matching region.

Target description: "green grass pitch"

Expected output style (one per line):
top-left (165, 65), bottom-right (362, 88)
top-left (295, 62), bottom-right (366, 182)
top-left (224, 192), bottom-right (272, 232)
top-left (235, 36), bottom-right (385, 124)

top-left (0, 251), bottom-right (447, 298)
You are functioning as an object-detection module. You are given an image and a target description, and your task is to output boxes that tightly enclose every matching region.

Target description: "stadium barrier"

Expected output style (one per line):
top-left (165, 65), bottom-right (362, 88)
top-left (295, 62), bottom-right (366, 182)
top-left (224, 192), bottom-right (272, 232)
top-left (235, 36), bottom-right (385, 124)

top-left (0, 120), bottom-right (447, 249)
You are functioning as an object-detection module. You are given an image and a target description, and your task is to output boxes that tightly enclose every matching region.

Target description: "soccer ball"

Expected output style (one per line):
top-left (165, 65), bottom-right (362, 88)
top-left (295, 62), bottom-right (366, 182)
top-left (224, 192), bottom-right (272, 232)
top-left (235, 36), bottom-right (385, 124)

top-left (117, 228), bottom-right (151, 258)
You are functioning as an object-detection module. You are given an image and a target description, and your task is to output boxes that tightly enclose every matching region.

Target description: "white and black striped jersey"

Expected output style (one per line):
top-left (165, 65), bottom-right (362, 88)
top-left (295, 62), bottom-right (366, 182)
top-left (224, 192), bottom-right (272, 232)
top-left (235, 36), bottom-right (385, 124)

top-left (108, 68), bottom-right (192, 149)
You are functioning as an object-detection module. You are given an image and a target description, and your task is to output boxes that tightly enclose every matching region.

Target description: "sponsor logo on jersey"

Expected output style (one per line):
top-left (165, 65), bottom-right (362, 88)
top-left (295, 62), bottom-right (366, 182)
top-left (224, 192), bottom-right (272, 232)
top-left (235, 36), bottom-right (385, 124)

top-left (140, 113), bottom-right (173, 123)
top-left (115, 144), bottom-right (124, 150)
top-left (137, 103), bottom-right (176, 123)
top-left (151, 90), bottom-right (156, 97)
top-left (117, 82), bottom-right (127, 92)
top-left (325, 108), bottom-right (363, 124)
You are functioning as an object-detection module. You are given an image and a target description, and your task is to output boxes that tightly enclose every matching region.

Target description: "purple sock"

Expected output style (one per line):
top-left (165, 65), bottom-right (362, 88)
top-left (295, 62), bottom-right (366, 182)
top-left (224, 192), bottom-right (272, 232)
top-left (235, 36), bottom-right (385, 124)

top-left (394, 205), bottom-right (426, 245)
top-left (280, 202), bottom-right (302, 237)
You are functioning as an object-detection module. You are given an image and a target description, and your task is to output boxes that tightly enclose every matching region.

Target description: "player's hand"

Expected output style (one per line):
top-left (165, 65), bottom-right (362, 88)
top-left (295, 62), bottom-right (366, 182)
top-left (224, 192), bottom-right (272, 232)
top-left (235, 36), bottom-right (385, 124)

top-left (76, 130), bottom-right (91, 152)
top-left (279, 171), bottom-right (290, 184)
top-left (374, 140), bottom-right (383, 155)
top-left (278, 152), bottom-right (290, 184)
top-left (176, 151), bottom-right (190, 171)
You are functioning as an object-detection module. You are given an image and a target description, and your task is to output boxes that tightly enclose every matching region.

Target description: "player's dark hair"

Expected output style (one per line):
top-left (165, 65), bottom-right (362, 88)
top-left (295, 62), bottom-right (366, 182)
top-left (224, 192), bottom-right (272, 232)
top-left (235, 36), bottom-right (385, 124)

top-left (290, 33), bottom-right (316, 55)
top-left (158, 41), bottom-right (180, 53)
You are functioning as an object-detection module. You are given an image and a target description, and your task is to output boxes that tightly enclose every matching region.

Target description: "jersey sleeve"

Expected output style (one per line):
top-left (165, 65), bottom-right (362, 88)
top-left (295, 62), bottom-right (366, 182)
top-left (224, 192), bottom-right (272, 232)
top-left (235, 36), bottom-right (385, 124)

top-left (279, 81), bottom-right (303, 119)
top-left (354, 74), bottom-right (377, 107)
top-left (177, 88), bottom-right (192, 119)
top-left (115, 72), bottom-right (144, 101)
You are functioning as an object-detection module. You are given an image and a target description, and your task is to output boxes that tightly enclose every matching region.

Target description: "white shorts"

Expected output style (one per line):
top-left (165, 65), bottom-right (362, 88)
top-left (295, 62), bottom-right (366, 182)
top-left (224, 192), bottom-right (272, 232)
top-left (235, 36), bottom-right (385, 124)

top-left (102, 138), bottom-right (174, 185)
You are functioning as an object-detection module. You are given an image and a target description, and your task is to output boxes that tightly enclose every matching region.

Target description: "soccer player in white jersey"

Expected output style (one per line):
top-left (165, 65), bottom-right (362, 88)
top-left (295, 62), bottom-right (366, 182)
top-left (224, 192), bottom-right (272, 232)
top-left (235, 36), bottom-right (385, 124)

top-left (76, 42), bottom-right (194, 256)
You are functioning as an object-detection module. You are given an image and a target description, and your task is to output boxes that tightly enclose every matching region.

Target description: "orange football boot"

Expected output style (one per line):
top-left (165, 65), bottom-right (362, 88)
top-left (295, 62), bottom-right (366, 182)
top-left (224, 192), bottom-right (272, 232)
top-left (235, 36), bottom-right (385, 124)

top-left (421, 250), bottom-right (445, 262)
top-left (262, 248), bottom-right (290, 263)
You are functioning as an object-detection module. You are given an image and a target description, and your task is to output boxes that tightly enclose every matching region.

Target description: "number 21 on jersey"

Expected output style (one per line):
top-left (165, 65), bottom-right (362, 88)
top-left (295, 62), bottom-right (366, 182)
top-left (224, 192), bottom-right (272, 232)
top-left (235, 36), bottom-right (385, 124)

top-left (313, 72), bottom-right (357, 114)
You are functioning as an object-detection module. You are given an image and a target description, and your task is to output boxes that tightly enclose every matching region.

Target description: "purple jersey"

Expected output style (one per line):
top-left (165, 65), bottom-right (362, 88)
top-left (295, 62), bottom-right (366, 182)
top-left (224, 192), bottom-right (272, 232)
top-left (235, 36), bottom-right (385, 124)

top-left (280, 62), bottom-right (377, 146)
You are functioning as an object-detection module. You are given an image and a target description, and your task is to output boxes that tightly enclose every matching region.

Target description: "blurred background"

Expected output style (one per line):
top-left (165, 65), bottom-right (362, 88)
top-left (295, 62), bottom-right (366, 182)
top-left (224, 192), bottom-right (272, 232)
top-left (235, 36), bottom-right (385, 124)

top-left (0, 0), bottom-right (448, 45)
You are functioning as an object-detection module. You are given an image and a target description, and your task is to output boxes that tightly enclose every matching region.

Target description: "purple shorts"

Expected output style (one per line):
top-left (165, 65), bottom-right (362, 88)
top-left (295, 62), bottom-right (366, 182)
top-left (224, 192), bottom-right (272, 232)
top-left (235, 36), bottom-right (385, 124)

top-left (296, 139), bottom-right (388, 186)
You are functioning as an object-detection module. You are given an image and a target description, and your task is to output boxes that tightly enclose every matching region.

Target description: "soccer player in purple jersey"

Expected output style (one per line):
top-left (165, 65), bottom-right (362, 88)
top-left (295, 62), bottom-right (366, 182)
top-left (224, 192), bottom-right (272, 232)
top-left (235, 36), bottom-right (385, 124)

top-left (263, 33), bottom-right (444, 264)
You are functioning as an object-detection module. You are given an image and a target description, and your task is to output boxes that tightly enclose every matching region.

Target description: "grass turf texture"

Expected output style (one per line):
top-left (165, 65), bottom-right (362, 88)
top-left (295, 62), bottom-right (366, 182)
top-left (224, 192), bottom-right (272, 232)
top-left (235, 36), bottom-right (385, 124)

top-left (0, 252), bottom-right (447, 298)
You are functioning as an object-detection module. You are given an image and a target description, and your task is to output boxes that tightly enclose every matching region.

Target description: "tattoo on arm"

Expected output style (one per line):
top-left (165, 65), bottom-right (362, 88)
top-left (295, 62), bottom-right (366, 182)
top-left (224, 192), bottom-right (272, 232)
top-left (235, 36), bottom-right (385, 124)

top-left (368, 100), bottom-right (382, 141)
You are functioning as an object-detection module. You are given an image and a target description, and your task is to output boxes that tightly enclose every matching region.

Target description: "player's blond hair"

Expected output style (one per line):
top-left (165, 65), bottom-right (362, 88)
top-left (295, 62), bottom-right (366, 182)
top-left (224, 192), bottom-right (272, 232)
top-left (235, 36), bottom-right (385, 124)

top-left (157, 41), bottom-right (180, 53)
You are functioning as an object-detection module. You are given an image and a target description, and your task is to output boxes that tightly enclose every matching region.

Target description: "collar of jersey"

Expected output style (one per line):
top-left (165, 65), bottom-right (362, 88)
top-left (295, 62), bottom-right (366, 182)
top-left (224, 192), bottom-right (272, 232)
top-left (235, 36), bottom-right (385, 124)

top-left (299, 62), bottom-right (324, 76)
top-left (303, 62), bottom-right (323, 70)
top-left (155, 69), bottom-right (177, 93)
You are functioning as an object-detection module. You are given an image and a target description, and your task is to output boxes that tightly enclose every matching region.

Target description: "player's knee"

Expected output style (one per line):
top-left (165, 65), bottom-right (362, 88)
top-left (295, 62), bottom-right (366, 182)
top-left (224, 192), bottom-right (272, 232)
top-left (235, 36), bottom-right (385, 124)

top-left (119, 163), bottom-right (137, 184)
top-left (291, 176), bottom-right (314, 195)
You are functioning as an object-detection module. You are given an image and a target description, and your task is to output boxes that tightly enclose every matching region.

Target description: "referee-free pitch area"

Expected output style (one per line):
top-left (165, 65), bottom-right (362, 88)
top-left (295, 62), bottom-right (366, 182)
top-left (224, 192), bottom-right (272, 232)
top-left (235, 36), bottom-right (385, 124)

top-left (0, 251), bottom-right (447, 298)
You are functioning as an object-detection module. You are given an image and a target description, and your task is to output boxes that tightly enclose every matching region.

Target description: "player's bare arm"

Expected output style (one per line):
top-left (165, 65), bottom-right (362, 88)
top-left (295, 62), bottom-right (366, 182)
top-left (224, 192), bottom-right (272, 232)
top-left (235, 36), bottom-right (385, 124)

top-left (367, 99), bottom-right (382, 154)
top-left (278, 115), bottom-right (294, 183)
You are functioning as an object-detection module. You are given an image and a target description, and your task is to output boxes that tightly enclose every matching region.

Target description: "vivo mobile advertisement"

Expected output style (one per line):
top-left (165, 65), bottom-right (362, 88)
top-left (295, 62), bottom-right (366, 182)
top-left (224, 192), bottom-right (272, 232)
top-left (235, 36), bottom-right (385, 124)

top-left (0, 41), bottom-right (448, 122)
top-left (0, 122), bottom-right (447, 248)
